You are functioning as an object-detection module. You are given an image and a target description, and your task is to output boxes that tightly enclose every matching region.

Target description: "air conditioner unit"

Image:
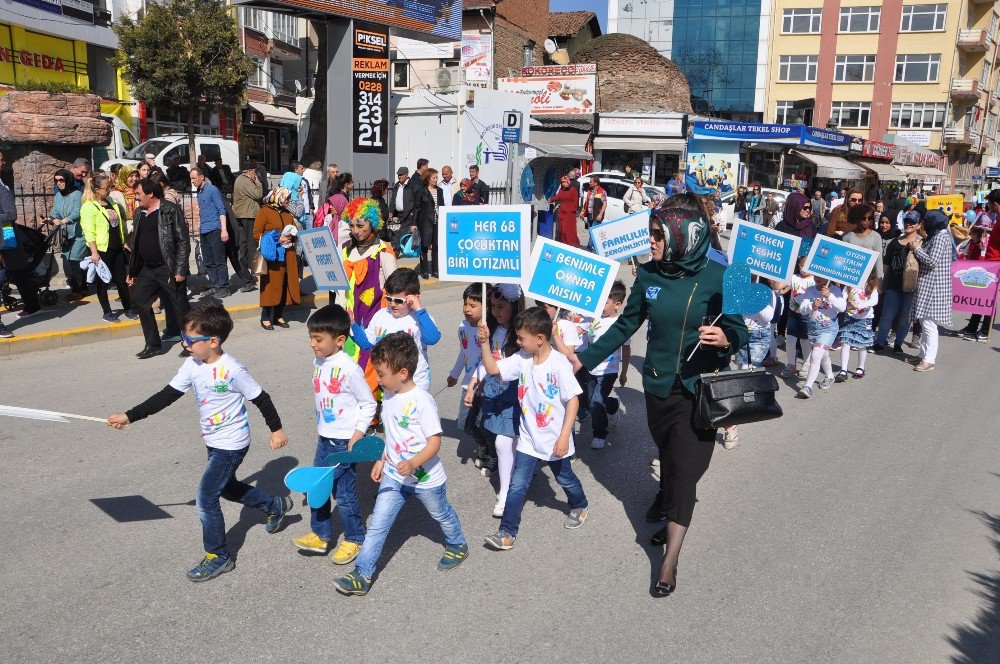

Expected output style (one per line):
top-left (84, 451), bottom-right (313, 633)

top-left (434, 67), bottom-right (462, 91)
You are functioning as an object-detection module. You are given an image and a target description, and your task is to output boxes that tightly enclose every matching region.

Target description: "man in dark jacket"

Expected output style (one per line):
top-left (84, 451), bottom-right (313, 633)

top-left (400, 158), bottom-right (429, 225)
top-left (128, 177), bottom-right (191, 359)
top-left (468, 165), bottom-right (490, 204)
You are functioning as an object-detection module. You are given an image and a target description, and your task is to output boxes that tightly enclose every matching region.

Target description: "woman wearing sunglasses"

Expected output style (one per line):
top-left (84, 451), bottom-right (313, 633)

top-left (47, 168), bottom-right (87, 301)
top-left (775, 192), bottom-right (816, 240)
top-left (253, 188), bottom-right (300, 330)
top-left (340, 198), bottom-right (397, 398)
top-left (575, 193), bottom-right (748, 598)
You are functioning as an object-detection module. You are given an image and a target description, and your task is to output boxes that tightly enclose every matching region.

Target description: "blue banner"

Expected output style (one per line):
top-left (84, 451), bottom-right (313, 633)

top-left (692, 121), bottom-right (800, 144)
top-left (590, 209), bottom-right (651, 261)
top-left (803, 235), bottom-right (880, 289)
top-left (987, 167), bottom-right (1000, 178)
top-left (726, 221), bottom-right (801, 283)
top-left (437, 204), bottom-right (531, 284)
top-left (801, 126), bottom-right (851, 152)
top-left (525, 238), bottom-right (619, 317)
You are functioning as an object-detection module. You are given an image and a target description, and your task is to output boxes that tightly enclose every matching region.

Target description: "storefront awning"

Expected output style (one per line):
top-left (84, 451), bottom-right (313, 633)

top-left (593, 136), bottom-right (686, 152)
top-left (894, 164), bottom-right (950, 179)
top-left (791, 150), bottom-right (865, 179)
top-left (248, 101), bottom-right (297, 126)
top-left (525, 142), bottom-right (592, 160)
top-left (853, 159), bottom-right (908, 182)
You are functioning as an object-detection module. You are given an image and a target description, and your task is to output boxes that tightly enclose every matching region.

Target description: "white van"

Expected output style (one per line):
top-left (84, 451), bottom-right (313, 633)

top-left (92, 114), bottom-right (140, 168)
top-left (99, 134), bottom-right (240, 176)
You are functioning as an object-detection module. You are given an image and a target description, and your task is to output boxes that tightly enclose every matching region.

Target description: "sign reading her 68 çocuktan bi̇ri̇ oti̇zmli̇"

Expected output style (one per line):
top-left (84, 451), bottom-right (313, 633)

top-left (437, 205), bottom-right (531, 285)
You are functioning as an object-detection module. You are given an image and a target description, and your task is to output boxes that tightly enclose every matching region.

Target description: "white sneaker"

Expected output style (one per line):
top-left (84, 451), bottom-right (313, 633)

top-left (492, 500), bottom-right (504, 518)
top-left (722, 426), bottom-right (739, 450)
top-left (609, 410), bottom-right (621, 427)
top-left (591, 437), bottom-right (607, 449)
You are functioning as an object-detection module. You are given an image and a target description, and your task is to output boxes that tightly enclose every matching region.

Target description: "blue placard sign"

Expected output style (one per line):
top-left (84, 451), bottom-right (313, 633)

top-left (589, 209), bottom-right (651, 262)
top-left (298, 227), bottom-right (350, 291)
top-left (525, 237), bottom-right (619, 317)
top-left (437, 204), bottom-right (531, 284)
top-left (803, 234), bottom-right (880, 289)
top-left (726, 220), bottom-right (802, 284)
top-left (800, 126), bottom-right (851, 152)
top-left (987, 167), bottom-right (1000, 178)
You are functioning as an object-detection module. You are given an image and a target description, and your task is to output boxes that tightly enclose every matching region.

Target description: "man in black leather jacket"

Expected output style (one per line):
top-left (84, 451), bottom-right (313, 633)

top-left (128, 177), bottom-right (191, 359)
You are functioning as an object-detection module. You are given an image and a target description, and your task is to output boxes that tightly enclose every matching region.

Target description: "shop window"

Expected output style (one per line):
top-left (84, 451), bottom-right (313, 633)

top-left (900, 4), bottom-right (947, 32)
top-left (839, 6), bottom-right (880, 33)
top-left (890, 102), bottom-right (947, 128)
top-left (775, 101), bottom-right (795, 123)
top-left (830, 101), bottom-right (871, 128)
top-left (782, 8), bottom-right (822, 34)
top-left (834, 55), bottom-right (876, 83)
top-left (778, 55), bottom-right (818, 82)
top-left (895, 54), bottom-right (941, 83)
top-left (87, 44), bottom-right (119, 100)
top-left (392, 62), bottom-right (409, 89)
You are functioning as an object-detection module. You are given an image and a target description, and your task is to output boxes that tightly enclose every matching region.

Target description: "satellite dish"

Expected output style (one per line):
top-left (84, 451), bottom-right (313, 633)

top-left (550, 49), bottom-right (570, 65)
top-left (544, 39), bottom-right (557, 55)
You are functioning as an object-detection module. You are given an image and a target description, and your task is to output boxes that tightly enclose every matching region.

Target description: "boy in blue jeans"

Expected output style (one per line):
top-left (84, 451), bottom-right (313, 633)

top-left (477, 306), bottom-right (589, 551)
top-left (292, 304), bottom-right (378, 564)
top-left (335, 332), bottom-right (468, 596)
top-left (107, 300), bottom-right (293, 582)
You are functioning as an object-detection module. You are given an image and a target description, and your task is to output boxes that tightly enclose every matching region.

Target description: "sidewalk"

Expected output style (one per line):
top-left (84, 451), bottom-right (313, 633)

top-left (0, 257), bottom-right (450, 357)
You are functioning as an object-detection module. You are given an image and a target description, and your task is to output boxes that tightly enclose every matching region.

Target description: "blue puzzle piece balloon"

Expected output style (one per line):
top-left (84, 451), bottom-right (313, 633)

top-left (723, 262), bottom-right (773, 315)
top-left (798, 236), bottom-right (813, 257)
top-left (325, 435), bottom-right (386, 466)
top-left (284, 466), bottom-right (335, 509)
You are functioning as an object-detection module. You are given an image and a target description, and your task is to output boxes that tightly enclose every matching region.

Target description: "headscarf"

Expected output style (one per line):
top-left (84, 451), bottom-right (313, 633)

top-left (266, 187), bottom-right (291, 210)
top-left (116, 165), bottom-right (138, 215)
top-left (650, 206), bottom-right (710, 278)
top-left (780, 192), bottom-right (814, 238)
top-left (922, 209), bottom-right (949, 239)
top-left (459, 178), bottom-right (479, 204)
top-left (54, 168), bottom-right (74, 196)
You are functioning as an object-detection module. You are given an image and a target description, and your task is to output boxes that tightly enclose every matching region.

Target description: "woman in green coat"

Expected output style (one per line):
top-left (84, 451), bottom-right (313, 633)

top-left (48, 168), bottom-right (86, 300)
top-left (578, 193), bottom-right (748, 598)
top-left (81, 174), bottom-right (136, 322)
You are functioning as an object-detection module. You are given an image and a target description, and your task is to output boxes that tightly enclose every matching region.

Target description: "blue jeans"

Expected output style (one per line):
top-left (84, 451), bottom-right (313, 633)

top-left (737, 327), bottom-right (772, 367)
top-left (500, 450), bottom-right (588, 538)
top-left (196, 445), bottom-right (278, 558)
top-left (353, 475), bottom-right (465, 580)
top-left (310, 437), bottom-right (365, 544)
top-left (875, 289), bottom-right (915, 346)
top-left (200, 229), bottom-right (229, 290)
top-left (586, 372), bottom-right (619, 438)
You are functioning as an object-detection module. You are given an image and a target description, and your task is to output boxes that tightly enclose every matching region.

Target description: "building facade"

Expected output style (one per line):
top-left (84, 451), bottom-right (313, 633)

top-left (764, 0), bottom-right (1000, 195)
top-left (608, 0), bottom-right (771, 116)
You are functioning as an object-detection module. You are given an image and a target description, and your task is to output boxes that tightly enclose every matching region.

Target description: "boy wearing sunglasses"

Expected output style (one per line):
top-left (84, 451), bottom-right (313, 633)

top-left (349, 268), bottom-right (441, 396)
top-left (107, 300), bottom-right (292, 582)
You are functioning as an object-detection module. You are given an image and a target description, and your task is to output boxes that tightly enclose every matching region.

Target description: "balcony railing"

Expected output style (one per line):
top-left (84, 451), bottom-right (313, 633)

top-left (957, 28), bottom-right (993, 52)
top-left (951, 78), bottom-right (983, 99)
top-left (944, 124), bottom-right (981, 145)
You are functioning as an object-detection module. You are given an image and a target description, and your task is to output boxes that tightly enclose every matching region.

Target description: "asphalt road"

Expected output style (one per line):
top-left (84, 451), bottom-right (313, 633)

top-left (1, 276), bottom-right (998, 663)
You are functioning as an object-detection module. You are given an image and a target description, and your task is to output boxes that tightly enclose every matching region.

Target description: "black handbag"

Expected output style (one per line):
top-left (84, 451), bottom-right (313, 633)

top-left (694, 368), bottom-right (782, 429)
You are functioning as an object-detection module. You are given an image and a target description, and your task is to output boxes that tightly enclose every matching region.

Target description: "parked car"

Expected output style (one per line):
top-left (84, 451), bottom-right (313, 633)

top-left (99, 135), bottom-right (241, 178)
top-left (717, 187), bottom-right (787, 233)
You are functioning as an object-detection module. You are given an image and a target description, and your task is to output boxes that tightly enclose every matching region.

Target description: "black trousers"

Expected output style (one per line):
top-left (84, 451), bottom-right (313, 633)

top-left (965, 314), bottom-right (993, 334)
top-left (418, 245), bottom-right (437, 277)
top-left (6, 268), bottom-right (40, 313)
top-left (134, 264), bottom-right (190, 348)
top-left (646, 388), bottom-right (717, 528)
top-left (92, 249), bottom-right (131, 314)
top-left (228, 218), bottom-right (255, 283)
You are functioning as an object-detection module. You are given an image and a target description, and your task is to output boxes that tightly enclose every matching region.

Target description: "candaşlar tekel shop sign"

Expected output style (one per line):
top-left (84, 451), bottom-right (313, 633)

top-left (692, 121), bottom-right (852, 151)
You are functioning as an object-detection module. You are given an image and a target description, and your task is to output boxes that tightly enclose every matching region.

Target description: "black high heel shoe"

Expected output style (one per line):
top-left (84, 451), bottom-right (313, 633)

top-left (652, 568), bottom-right (678, 597)
top-left (650, 526), bottom-right (667, 546)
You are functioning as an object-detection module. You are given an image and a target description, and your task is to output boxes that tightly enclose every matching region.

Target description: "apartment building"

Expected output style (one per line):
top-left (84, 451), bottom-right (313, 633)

top-left (764, 0), bottom-right (1000, 195)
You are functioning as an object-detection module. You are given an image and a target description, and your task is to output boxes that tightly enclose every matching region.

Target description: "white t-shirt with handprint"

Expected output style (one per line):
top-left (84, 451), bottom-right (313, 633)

top-left (312, 351), bottom-right (377, 440)
top-left (382, 388), bottom-right (446, 488)
top-left (169, 354), bottom-right (261, 450)
top-left (496, 350), bottom-right (582, 461)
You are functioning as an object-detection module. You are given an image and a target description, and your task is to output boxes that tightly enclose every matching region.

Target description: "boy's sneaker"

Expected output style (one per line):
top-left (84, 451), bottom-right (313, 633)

top-left (818, 376), bottom-right (835, 390)
top-left (473, 442), bottom-right (488, 469)
top-left (293, 532), bottom-right (329, 554)
top-left (265, 496), bottom-right (294, 534)
top-left (186, 553), bottom-right (234, 582)
top-left (16, 309), bottom-right (39, 319)
top-left (102, 311), bottom-right (120, 323)
top-left (722, 426), bottom-right (739, 450)
top-left (590, 437), bottom-right (607, 449)
top-left (492, 500), bottom-right (504, 518)
top-left (484, 532), bottom-right (516, 550)
top-left (330, 541), bottom-right (362, 565)
top-left (796, 386), bottom-right (813, 399)
top-left (564, 507), bottom-right (588, 529)
top-left (334, 570), bottom-right (371, 596)
top-left (438, 543), bottom-right (469, 571)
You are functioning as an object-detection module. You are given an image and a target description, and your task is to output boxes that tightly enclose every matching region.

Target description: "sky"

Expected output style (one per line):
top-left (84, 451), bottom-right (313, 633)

top-left (550, 0), bottom-right (608, 33)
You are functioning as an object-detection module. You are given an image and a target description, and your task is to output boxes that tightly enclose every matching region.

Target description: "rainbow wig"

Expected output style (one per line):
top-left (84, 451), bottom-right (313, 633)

top-left (342, 197), bottom-right (382, 229)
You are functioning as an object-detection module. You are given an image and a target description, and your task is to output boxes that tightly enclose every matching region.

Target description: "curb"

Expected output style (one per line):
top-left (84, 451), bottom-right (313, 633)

top-left (0, 276), bottom-right (455, 358)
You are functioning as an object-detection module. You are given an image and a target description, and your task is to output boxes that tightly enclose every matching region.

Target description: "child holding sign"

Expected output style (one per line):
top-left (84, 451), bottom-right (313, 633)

top-left (780, 257), bottom-right (815, 380)
top-left (447, 284), bottom-right (486, 455)
top-left (836, 271), bottom-right (879, 381)
top-left (794, 277), bottom-right (846, 399)
top-left (478, 307), bottom-right (589, 551)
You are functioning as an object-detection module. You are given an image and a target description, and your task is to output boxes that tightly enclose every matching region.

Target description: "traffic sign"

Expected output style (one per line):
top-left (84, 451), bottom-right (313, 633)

top-left (501, 110), bottom-right (523, 143)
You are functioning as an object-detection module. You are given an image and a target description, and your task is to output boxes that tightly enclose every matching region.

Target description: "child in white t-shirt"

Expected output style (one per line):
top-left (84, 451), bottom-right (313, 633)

top-left (350, 268), bottom-right (441, 395)
top-left (107, 301), bottom-right (291, 583)
top-left (478, 306), bottom-right (588, 551)
top-left (447, 283), bottom-right (485, 430)
top-left (291, 304), bottom-right (378, 565)
top-left (553, 281), bottom-right (630, 450)
top-left (334, 332), bottom-right (468, 596)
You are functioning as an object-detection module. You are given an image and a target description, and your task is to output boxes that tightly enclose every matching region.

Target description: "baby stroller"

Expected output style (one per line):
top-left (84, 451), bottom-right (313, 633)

top-left (1, 224), bottom-right (60, 310)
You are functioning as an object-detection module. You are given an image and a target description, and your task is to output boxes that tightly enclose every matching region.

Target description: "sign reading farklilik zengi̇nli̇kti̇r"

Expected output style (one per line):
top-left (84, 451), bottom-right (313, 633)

top-left (260, 0), bottom-right (462, 40)
top-left (352, 24), bottom-right (389, 155)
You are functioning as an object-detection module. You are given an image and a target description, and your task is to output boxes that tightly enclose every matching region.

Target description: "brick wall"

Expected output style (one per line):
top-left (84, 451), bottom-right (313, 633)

top-left (463, 0), bottom-right (547, 83)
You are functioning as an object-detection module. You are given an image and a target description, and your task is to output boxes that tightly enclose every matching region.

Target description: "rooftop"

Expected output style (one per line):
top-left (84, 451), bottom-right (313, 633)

top-left (549, 11), bottom-right (599, 38)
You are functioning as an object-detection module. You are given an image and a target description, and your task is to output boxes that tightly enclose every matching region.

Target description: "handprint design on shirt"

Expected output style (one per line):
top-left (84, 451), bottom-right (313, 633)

top-left (517, 372), bottom-right (528, 402)
top-left (205, 411), bottom-right (228, 429)
top-left (538, 371), bottom-right (559, 399)
top-left (312, 365), bottom-right (322, 393)
top-left (459, 329), bottom-right (469, 349)
top-left (208, 365), bottom-right (233, 394)
top-left (397, 401), bottom-right (417, 429)
top-left (394, 434), bottom-right (415, 455)
top-left (535, 403), bottom-right (554, 428)
top-left (319, 397), bottom-right (342, 423)
top-left (324, 366), bottom-right (345, 395)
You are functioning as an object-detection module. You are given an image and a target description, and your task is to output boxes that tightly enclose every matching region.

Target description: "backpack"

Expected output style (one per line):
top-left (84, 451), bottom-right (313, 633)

top-left (312, 198), bottom-right (332, 228)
